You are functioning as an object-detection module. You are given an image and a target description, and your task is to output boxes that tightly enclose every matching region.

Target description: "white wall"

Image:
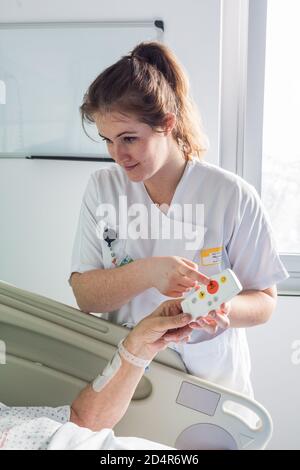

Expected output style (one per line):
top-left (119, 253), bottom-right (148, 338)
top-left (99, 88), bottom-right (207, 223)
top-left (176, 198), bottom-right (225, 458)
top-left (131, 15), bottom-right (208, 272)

top-left (0, 0), bottom-right (221, 306)
top-left (247, 295), bottom-right (300, 450)
top-left (0, 0), bottom-right (299, 450)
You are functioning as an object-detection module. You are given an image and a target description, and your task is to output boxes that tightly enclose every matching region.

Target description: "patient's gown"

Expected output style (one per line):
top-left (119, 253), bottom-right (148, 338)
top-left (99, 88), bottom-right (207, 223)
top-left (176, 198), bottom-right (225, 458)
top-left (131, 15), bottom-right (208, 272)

top-left (0, 403), bottom-right (172, 450)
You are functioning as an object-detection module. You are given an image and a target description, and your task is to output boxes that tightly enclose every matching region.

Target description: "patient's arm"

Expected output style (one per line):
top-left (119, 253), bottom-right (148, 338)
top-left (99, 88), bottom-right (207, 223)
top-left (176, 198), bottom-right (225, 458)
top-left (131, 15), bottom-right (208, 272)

top-left (70, 357), bottom-right (144, 431)
top-left (69, 300), bottom-right (192, 431)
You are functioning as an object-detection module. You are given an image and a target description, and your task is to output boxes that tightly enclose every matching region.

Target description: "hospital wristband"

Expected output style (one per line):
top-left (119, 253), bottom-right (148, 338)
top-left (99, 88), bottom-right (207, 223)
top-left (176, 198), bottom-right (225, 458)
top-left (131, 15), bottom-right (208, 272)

top-left (118, 339), bottom-right (151, 369)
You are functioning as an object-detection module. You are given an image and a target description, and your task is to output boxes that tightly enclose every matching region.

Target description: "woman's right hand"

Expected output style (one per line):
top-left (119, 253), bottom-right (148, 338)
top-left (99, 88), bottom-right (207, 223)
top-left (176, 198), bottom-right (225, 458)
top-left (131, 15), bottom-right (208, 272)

top-left (148, 256), bottom-right (210, 297)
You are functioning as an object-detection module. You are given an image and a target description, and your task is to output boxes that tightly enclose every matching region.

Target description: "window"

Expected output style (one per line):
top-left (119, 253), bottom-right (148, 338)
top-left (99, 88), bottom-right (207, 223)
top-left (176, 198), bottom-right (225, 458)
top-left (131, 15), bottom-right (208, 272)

top-left (220, 0), bottom-right (299, 294)
top-left (262, 0), bottom-right (300, 255)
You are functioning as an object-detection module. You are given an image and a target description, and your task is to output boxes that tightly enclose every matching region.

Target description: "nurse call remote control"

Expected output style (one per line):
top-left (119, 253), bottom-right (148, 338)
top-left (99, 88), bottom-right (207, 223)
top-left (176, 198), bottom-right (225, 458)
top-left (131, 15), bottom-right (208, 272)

top-left (181, 268), bottom-right (243, 319)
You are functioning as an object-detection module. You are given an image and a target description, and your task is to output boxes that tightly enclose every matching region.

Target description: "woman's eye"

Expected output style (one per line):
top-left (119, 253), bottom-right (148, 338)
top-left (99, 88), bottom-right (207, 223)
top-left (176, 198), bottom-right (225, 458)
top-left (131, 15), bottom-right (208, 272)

top-left (101, 136), bottom-right (136, 144)
top-left (124, 137), bottom-right (136, 143)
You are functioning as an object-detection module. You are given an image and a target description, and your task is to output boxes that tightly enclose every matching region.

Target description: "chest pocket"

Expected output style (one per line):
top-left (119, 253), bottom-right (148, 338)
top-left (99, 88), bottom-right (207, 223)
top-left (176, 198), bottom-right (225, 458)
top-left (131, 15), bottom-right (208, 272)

top-left (152, 216), bottom-right (207, 264)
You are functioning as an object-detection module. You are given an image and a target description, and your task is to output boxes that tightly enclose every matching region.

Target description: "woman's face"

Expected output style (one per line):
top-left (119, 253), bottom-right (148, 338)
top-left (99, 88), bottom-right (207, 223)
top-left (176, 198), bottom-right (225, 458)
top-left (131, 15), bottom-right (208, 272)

top-left (94, 111), bottom-right (175, 182)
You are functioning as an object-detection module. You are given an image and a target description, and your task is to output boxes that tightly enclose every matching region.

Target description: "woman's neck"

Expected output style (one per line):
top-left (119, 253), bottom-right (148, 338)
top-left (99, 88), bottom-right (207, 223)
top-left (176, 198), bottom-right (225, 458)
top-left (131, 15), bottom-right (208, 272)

top-left (144, 151), bottom-right (188, 206)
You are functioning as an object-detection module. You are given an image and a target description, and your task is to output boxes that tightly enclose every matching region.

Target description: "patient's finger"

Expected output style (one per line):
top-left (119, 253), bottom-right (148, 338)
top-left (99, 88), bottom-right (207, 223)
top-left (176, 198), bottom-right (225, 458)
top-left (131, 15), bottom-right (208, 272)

top-left (152, 312), bottom-right (192, 332)
top-left (166, 300), bottom-right (185, 316)
top-left (163, 324), bottom-right (193, 342)
top-left (152, 299), bottom-right (182, 317)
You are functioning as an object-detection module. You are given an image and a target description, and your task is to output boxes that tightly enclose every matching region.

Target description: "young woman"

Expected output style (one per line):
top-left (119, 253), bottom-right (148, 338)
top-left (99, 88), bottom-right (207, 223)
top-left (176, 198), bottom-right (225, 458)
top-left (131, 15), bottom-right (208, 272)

top-left (69, 41), bottom-right (288, 400)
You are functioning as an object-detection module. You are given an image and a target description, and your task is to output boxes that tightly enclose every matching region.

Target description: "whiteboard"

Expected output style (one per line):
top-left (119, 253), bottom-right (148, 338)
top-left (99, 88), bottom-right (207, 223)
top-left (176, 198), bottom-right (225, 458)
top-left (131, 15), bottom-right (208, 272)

top-left (0, 21), bottom-right (163, 159)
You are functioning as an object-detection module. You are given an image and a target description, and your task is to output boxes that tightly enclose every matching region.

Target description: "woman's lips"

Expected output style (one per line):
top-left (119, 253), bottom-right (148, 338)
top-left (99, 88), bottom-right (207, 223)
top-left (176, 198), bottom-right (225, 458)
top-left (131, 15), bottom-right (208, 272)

top-left (124, 163), bottom-right (139, 171)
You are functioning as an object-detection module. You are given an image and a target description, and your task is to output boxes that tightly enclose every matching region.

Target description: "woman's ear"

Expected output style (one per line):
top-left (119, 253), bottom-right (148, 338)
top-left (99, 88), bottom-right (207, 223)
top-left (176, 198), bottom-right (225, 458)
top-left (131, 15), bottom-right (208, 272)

top-left (163, 112), bottom-right (177, 136)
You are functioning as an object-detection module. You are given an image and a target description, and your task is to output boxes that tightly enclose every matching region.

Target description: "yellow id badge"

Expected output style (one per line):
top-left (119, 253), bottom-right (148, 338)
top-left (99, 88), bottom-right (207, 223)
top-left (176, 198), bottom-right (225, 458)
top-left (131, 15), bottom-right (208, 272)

top-left (200, 247), bottom-right (223, 266)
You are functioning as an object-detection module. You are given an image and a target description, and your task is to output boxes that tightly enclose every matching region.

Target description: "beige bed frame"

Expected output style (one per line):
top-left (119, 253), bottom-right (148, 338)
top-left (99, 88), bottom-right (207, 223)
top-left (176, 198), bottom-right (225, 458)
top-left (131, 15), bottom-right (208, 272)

top-left (0, 281), bottom-right (272, 450)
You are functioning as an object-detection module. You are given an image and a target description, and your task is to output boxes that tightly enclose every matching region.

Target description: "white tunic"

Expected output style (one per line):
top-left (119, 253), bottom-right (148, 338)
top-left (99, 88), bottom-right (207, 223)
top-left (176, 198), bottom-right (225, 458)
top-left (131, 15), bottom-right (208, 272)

top-left (69, 158), bottom-right (289, 397)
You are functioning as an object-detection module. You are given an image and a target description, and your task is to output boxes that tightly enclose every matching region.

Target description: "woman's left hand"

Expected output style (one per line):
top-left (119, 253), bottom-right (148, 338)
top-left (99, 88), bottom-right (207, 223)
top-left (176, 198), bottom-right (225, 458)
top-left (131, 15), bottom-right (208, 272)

top-left (189, 301), bottom-right (231, 335)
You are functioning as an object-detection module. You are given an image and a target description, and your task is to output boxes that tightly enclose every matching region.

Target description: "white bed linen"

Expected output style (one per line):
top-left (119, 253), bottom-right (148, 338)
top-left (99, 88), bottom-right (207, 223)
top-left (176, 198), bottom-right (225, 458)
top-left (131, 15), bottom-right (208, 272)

top-left (0, 403), bottom-right (172, 450)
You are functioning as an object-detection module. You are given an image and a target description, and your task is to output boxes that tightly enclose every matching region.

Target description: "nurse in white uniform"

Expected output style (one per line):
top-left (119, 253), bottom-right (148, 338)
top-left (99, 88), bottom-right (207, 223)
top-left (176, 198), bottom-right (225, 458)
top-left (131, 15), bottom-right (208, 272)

top-left (69, 41), bottom-right (289, 400)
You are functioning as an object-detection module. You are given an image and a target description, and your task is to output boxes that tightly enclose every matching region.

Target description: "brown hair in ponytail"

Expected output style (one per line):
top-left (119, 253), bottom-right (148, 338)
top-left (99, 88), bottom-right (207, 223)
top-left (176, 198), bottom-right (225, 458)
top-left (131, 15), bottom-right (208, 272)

top-left (80, 41), bottom-right (209, 160)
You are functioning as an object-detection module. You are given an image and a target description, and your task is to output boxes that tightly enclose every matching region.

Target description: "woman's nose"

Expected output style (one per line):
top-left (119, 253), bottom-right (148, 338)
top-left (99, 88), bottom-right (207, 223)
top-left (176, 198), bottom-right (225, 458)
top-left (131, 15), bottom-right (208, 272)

top-left (114, 142), bottom-right (130, 163)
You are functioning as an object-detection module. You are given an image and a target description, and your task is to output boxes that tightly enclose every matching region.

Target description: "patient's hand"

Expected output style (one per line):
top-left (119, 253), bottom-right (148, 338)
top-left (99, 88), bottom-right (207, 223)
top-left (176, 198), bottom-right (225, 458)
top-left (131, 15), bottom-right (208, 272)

top-left (123, 299), bottom-right (193, 361)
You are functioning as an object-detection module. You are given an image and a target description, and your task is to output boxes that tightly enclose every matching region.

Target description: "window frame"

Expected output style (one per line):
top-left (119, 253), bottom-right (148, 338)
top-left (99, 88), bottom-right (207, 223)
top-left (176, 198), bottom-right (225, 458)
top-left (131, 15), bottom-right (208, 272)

top-left (219, 0), bottom-right (299, 295)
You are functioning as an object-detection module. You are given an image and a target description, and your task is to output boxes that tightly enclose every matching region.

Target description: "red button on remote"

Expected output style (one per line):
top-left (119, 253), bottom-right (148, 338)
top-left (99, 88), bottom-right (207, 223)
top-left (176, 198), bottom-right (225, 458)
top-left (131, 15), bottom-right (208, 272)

top-left (207, 280), bottom-right (219, 294)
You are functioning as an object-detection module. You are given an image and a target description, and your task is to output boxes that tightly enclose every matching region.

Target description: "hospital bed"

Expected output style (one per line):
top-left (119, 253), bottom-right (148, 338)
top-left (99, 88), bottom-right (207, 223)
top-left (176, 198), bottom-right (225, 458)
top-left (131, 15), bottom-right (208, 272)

top-left (0, 280), bottom-right (273, 450)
